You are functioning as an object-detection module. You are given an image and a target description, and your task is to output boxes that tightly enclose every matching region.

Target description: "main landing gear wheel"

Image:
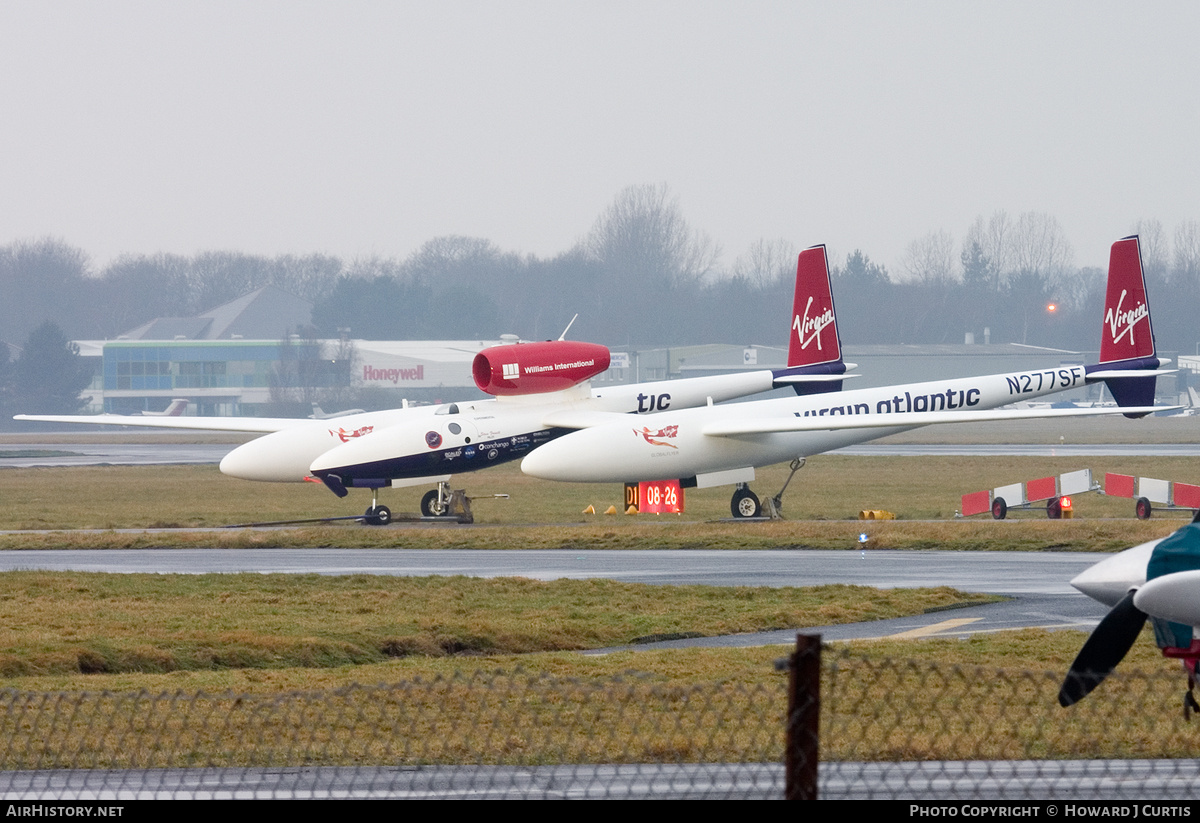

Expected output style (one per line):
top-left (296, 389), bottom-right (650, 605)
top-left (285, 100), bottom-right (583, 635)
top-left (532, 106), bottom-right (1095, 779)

top-left (1136, 497), bottom-right (1153, 520)
top-left (421, 489), bottom-right (448, 517)
top-left (364, 505), bottom-right (391, 526)
top-left (731, 487), bottom-right (761, 519)
top-left (991, 497), bottom-right (1007, 520)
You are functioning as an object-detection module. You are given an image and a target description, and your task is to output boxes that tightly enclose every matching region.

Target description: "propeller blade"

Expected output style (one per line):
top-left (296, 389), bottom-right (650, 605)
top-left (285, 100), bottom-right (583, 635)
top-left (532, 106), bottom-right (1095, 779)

top-left (1059, 590), bottom-right (1148, 707)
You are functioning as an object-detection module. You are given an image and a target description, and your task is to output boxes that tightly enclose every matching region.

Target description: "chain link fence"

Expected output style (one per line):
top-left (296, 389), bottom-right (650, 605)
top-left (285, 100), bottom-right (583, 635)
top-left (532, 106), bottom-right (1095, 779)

top-left (1, 642), bottom-right (1198, 799)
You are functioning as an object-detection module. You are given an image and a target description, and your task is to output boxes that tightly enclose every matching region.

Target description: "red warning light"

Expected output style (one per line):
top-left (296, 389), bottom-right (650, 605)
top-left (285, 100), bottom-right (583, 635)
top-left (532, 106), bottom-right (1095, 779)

top-left (1047, 303), bottom-right (1058, 313)
top-left (1061, 496), bottom-right (1072, 510)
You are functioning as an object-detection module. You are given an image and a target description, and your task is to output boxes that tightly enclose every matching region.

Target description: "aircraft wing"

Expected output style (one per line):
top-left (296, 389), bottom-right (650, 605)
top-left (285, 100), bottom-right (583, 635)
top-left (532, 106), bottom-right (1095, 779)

top-left (13, 414), bottom-right (309, 433)
top-left (539, 409), bottom-right (633, 429)
top-left (701, 405), bottom-right (1176, 437)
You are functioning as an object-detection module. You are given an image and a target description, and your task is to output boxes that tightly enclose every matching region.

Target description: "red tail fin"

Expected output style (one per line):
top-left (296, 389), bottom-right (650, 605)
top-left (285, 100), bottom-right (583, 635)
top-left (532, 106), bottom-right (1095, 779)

top-left (788, 245), bottom-right (842, 368)
top-left (1100, 236), bottom-right (1156, 364)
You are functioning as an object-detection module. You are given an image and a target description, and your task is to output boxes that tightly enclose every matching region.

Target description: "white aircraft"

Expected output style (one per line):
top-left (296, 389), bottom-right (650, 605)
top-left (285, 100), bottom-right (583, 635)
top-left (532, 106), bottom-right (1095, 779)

top-left (309, 403), bottom-right (367, 420)
top-left (1060, 513), bottom-right (1200, 712)
top-left (521, 237), bottom-right (1174, 518)
top-left (16, 259), bottom-right (847, 524)
top-left (140, 399), bottom-right (188, 417)
top-left (302, 253), bottom-right (856, 517)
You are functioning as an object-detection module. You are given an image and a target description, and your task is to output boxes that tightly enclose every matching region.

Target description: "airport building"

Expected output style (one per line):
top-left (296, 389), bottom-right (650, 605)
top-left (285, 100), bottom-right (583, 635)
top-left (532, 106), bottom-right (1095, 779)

top-left (75, 287), bottom-right (512, 416)
top-left (87, 337), bottom-right (517, 416)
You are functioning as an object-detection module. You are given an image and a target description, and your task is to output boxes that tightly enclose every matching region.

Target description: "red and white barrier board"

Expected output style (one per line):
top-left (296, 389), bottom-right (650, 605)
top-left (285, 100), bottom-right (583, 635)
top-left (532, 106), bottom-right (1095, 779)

top-left (960, 469), bottom-right (1096, 518)
top-left (1104, 473), bottom-right (1200, 518)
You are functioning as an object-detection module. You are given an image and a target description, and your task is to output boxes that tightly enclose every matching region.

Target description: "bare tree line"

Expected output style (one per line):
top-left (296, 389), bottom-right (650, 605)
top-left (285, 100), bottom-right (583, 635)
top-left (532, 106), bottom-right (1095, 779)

top-left (2, 185), bottom-right (1198, 357)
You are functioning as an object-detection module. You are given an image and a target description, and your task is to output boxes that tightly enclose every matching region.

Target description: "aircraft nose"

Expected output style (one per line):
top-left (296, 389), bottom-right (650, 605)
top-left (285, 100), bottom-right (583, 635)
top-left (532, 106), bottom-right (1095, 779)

top-left (217, 448), bottom-right (249, 479)
top-left (520, 439), bottom-right (569, 480)
top-left (1070, 539), bottom-right (1158, 607)
top-left (219, 430), bottom-right (321, 482)
top-left (219, 440), bottom-right (292, 482)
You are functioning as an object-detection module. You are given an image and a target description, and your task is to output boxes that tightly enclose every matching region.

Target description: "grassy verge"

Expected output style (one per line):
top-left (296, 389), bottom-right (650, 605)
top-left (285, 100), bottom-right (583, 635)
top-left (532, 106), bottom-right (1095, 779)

top-left (0, 518), bottom-right (1178, 552)
top-left (1, 456), bottom-right (1196, 550)
top-left (0, 571), bottom-right (997, 679)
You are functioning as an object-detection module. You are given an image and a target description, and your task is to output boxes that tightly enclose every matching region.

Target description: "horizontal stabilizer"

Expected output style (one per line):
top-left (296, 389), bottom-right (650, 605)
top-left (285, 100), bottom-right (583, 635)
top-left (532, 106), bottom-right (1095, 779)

top-left (773, 374), bottom-right (861, 385)
top-left (701, 405), bottom-right (1175, 437)
top-left (1086, 369), bottom-right (1176, 380)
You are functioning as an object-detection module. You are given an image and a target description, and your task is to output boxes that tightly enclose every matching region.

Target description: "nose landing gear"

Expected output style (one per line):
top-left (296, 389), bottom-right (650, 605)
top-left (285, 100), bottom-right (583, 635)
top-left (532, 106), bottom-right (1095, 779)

top-left (364, 487), bottom-right (391, 526)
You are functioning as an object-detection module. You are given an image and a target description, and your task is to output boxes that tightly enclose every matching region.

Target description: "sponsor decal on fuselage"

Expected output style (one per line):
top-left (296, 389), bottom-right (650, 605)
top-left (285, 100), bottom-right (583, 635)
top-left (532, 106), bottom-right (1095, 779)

top-left (635, 425), bottom-right (679, 449)
top-left (791, 368), bottom-right (1085, 418)
top-left (330, 425), bottom-right (374, 443)
top-left (522, 359), bottom-right (596, 375)
top-left (795, 389), bottom-right (982, 417)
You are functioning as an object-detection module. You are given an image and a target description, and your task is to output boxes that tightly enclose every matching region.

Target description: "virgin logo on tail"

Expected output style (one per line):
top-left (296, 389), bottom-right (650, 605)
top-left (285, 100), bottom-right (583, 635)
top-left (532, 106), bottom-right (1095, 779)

top-left (793, 296), bottom-right (835, 351)
top-left (787, 245), bottom-right (841, 367)
top-left (1105, 289), bottom-right (1149, 348)
top-left (1099, 236), bottom-right (1156, 364)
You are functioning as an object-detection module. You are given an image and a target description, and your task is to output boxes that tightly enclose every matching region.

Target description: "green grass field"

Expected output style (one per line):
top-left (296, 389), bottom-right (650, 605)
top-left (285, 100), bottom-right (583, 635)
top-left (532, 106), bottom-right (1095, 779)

top-left (0, 451), bottom-right (1194, 550)
top-left (0, 571), bottom-right (998, 681)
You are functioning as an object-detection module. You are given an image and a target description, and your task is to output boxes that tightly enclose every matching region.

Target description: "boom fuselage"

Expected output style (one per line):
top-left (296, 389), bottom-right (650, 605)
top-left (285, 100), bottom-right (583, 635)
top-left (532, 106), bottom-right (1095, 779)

top-left (521, 365), bottom-right (1089, 483)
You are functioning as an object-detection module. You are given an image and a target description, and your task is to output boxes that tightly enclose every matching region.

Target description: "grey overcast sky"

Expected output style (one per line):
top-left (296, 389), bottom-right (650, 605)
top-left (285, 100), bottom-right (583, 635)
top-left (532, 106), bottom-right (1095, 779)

top-left (0, 1), bottom-right (1196, 273)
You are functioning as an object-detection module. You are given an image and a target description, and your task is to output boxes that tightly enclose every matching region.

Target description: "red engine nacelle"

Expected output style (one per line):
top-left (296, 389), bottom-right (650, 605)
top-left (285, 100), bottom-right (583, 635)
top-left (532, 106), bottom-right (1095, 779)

top-left (473, 341), bottom-right (611, 396)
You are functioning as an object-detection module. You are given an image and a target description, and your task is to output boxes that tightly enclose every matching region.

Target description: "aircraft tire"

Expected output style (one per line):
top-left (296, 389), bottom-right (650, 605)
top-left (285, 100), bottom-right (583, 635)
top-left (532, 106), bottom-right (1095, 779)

top-left (991, 497), bottom-right (1007, 520)
top-left (421, 489), bottom-right (446, 517)
top-left (364, 505), bottom-right (391, 526)
top-left (731, 488), bottom-right (761, 519)
top-left (1047, 498), bottom-right (1062, 519)
top-left (1136, 497), bottom-right (1152, 520)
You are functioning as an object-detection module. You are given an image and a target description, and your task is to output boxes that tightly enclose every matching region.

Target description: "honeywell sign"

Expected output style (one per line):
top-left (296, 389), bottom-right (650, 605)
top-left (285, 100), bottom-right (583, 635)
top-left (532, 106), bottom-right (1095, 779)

top-left (362, 364), bottom-right (425, 384)
top-left (353, 339), bottom-right (516, 391)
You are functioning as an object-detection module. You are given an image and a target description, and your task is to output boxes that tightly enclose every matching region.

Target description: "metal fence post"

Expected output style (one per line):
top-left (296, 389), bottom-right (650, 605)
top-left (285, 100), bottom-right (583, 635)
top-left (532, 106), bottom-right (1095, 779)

top-left (785, 633), bottom-right (821, 800)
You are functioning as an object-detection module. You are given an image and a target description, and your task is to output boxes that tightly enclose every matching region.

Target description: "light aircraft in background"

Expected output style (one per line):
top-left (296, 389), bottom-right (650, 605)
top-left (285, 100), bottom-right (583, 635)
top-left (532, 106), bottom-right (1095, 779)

top-left (1060, 513), bottom-right (1200, 713)
top-left (308, 403), bottom-right (367, 420)
top-left (521, 237), bottom-right (1175, 518)
top-left (139, 399), bottom-right (188, 417)
top-left (16, 261), bottom-right (849, 523)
